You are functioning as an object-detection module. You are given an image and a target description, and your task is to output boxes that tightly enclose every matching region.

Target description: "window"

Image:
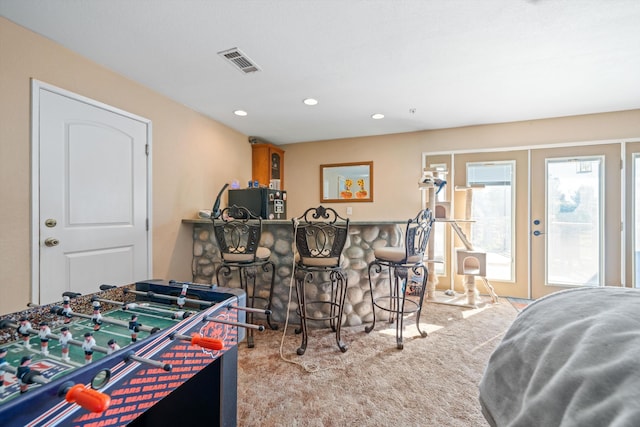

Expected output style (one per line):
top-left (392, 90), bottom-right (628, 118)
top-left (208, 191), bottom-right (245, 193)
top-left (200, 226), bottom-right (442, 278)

top-left (466, 162), bottom-right (515, 281)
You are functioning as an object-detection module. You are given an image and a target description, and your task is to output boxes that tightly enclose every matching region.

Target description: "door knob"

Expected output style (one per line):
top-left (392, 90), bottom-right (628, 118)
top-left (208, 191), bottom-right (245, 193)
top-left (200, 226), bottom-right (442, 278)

top-left (44, 237), bottom-right (59, 247)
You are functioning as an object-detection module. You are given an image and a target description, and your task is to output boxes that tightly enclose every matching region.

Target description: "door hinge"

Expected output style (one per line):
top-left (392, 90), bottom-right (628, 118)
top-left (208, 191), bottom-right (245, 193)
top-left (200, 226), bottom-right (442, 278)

top-left (146, 218), bottom-right (149, 231)
top-left (145, 144), bottom-right (150, 155)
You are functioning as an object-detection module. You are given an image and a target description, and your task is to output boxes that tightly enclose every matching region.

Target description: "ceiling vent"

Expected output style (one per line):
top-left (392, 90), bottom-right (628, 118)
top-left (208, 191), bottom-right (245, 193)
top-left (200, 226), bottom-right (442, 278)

top-left (218, 47), bottom-right (261, 74)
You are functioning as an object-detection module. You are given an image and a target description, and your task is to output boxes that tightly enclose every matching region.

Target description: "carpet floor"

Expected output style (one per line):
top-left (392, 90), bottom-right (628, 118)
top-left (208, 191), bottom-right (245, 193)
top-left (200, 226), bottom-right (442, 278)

top-left (237, 298), bottom-right (519, 426)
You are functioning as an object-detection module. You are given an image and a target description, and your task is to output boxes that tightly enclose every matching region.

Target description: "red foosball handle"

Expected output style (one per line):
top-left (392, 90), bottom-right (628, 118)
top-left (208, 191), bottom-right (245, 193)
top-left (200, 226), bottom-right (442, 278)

top-left (190, 333), bottom-right (224, 350)
top-left (65, 384), bottom-right (111, 413)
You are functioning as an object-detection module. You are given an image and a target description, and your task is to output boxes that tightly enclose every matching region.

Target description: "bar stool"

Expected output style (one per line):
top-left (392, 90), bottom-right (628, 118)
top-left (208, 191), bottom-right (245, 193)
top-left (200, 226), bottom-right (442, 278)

top-left (365, 209), bottom-right (434, 349)
top-left (213, 205), bottom-right (277, 348)
top-left (292, 206), bottom-right (349, 355)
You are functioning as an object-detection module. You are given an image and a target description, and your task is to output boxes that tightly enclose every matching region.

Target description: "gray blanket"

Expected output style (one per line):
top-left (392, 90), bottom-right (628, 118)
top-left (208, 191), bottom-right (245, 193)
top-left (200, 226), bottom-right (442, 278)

top-left (479, 287), bottom-right (640, 427)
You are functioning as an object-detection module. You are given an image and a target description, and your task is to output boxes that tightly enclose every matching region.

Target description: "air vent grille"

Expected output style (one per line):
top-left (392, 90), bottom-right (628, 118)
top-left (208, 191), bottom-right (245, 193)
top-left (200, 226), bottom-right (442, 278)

top-left (218, 48), bottom-right (261, 74)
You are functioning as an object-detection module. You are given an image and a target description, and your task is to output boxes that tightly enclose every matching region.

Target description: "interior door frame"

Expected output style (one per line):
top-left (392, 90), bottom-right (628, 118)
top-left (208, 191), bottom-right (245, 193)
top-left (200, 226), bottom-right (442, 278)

top-left (30, 79), bottom-right (153, 303)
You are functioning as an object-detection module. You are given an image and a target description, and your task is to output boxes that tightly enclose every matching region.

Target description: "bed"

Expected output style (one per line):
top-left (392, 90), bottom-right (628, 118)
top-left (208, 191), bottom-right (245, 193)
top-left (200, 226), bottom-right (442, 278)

top-left (479, 286), bottom-right (640, 426)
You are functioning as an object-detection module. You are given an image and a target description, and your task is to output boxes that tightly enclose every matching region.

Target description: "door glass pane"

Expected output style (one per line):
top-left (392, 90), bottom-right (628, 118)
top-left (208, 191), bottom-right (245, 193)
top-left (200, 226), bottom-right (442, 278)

top-left (634, 154), bottom-right (640, 287)
top-left (546, 158), bottom-right (601, 285)
top-left (467, 162), bottom-right (514, 281)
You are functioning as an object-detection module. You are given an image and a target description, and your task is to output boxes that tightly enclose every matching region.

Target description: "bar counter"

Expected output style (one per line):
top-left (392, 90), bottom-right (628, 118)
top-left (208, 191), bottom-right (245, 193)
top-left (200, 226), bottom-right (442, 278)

top-left (183, 219), bottom-right (409, 327)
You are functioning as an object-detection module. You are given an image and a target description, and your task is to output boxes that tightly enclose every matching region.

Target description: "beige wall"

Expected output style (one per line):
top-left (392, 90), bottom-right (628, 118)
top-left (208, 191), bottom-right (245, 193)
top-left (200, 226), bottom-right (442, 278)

top-left (2, 17), bottom-right (640, 313)
top-left (282, 110), bottom-right (640, 221)
top-left (0, 18), bottom-right (251, 313)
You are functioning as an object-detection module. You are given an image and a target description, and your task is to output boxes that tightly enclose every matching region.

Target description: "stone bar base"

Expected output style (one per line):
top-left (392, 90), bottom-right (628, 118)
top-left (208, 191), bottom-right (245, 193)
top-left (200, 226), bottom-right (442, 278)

top-left (187, 220), bottom-right (408, 327)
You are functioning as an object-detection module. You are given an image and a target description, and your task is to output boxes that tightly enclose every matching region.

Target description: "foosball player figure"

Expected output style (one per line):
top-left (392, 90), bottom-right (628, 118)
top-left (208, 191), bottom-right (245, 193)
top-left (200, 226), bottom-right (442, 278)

top-left (17, 317), bottom-right (32, 348)
top-left (61, 295), bottom-right (73, 323)
top-left (91, 301), bottom-right (103, 331)
top-left (17, 355), bottom-right (32, 394)
top-left (82, 332), bottom-right (96, 364)
top-left (177, 283), bottom-right (189, 308)
top-left (107, 338), bottom-right (121, 354)
top-left (129, 314), bottom-right (141, 342)
top-left (59, 326), bottom-right (72, 362)
top-left (16, 354), bottom-right (49, 395)
top-left (38, 321), bottom-right (51, 356)
top-left (0, 347), bottom-right (7, 394)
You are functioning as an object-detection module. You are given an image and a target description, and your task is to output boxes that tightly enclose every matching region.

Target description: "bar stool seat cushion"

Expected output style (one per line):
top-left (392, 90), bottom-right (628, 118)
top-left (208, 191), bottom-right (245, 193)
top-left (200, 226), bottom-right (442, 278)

top-left (222, 246), bottom-right (271, 263)
top-left (374, 247), bottom-right (422, 264)
top-left (294, 252), bottom-right (342, 267)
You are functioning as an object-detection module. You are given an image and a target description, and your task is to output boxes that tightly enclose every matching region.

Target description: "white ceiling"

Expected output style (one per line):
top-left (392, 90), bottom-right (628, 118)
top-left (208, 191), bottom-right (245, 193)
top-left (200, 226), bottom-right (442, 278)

top-left (2, 0), bottom-right (640, 145)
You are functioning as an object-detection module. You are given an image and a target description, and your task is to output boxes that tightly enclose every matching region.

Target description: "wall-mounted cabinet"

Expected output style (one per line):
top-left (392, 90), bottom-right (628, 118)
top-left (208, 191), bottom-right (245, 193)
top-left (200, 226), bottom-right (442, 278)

top-left (251, 143), bottom-right (284, 189)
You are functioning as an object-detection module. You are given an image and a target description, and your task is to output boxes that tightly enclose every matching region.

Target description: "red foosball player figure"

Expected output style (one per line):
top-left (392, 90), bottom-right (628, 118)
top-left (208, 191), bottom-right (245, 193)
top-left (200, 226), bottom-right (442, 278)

top-left (107, 338), bottom-right (121, 354)
top-left (128, 314), bottom-right (141, 342)
top-left (0, 347), bottom-right (8, 394)
top-left (17, 317), bottom-right (32, 349)
top-left (39, 321), bottom-right (51, 356)
top-left (91, 301), bottom-right (103, 331)
top-left (61, 295), bottom-right (73, 323)
top-left (59, 326), bottom-right (72, 362)
top-left (82, 332), bottom-right (96, 364)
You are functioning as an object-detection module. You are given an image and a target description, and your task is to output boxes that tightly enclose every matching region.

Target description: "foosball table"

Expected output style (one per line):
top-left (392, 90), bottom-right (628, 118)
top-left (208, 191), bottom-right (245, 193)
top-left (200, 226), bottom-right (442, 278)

top-left (0, 279), bottom-right (260, 426)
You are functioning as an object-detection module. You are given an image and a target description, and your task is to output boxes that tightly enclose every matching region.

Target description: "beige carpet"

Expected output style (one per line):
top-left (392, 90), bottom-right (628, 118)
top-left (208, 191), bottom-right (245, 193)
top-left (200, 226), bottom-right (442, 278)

top-left (237, 299), bottom-right (518, 427)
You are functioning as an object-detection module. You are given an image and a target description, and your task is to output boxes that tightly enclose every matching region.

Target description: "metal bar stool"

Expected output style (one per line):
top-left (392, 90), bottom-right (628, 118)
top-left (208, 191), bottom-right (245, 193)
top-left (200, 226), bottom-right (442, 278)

top-left (365, 209), bottom-right (434, 349)
top-left (292, 206), bottom-right (349, 355)
top-left (213, 205), bottom-right (277, 348)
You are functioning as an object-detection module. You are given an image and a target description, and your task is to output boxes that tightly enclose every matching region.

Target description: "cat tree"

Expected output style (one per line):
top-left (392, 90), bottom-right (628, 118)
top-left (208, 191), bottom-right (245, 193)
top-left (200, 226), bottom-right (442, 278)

top-left (420, 168), bottom-right (498, 306)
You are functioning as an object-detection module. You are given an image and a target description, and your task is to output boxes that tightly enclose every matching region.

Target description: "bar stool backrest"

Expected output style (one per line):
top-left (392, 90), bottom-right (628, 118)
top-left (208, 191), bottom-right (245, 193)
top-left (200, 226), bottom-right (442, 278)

top-left (402, 208), bottom-right (435, 264)
top-left (293, 206), bottom-right (349, 268)
top-left (213, 205), bottom-right (262, 263)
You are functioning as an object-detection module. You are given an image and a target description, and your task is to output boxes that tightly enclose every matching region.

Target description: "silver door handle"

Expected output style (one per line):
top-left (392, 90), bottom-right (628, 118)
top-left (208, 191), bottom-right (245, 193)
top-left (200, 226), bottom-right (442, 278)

top-left (44, 237), bottom-right (59, 247)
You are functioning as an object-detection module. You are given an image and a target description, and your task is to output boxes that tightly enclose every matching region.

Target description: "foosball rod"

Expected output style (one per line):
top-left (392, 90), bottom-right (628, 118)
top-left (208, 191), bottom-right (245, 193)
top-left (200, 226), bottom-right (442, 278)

top-left (225, 304), bottom-right (271, 315)
top-left (168, 279), bottom-right (215, 288)
top-left (202, 315), bottom-right (265, 331)
top-left (0, 363), bottom-right (17, 375)
top-left (91, 296), bottom-right (194, 319)
top-left (123, 288), bottom-right (214, 307)
top-left (0, 319), bottom-right (171, 372)
top-left (49, 306), bottom-right (161, 334)
top-left (124, 350), bottom-right (172, 371)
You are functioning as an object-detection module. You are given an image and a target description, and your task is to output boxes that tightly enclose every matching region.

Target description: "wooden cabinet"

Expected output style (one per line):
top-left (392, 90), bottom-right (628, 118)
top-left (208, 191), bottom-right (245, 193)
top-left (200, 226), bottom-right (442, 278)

top-left (251, 143), bottom-right (284, 189)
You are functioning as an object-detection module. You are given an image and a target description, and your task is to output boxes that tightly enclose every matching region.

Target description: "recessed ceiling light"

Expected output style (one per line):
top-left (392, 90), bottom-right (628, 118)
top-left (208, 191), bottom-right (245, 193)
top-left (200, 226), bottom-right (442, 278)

top-left (371, 113), bottom-right (385, 120)
top-left (234, 110), bottom-right (248, 116)
top-left (303, 98), bottom-right (318, 106)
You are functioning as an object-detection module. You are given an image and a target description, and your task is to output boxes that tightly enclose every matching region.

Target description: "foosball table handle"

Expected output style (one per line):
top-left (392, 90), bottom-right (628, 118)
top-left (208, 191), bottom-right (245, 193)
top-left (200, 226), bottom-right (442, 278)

top-left (190, 333), bottom-right (224, 351)
top-left (60, 382), bottom-right (111, 413)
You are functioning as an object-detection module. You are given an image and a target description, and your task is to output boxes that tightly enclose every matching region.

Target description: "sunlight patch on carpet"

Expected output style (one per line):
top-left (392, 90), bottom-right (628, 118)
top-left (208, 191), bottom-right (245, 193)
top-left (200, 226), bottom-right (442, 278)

top-left (377, 322), bottom-right (443, 337)
top-left (461, 304), bottom-right (492, 319)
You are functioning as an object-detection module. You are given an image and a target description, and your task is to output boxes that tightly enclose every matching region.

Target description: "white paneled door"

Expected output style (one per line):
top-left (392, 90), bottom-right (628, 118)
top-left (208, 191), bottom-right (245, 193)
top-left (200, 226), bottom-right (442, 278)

top-left (34, 82), bottom-right (151, 305)
top-left (530, 144), bottom-right (621, 299)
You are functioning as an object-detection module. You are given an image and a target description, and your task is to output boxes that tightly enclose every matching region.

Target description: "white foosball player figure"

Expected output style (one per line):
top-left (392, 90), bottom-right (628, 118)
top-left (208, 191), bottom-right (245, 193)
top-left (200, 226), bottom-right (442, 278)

top-left (91, 301), bottom-right (103, 331)
top-left (107, 339), bottom-right (121, 354)
top-left (59, 326), bottom-right (72, 362)
top-left (177, 284), bottom-right (189, 308)
top-left (61, 296), bottom-right (73, 323)
top-left (38, 321), bottom-right (51, 356)
top-left (82, 332), bottom-right (96, 364)
top-left (17, 317), bottom-right (32, 348)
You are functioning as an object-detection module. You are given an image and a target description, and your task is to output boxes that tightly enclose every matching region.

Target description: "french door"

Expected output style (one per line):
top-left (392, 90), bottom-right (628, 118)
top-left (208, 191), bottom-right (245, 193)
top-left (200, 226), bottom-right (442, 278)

top-left (530, 144), bottom-right (621, 299)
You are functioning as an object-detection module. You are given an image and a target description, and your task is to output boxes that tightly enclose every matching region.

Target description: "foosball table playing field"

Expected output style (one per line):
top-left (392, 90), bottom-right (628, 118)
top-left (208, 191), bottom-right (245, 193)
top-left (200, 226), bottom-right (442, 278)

top-left (0, 279), bottom-right (260, 426)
